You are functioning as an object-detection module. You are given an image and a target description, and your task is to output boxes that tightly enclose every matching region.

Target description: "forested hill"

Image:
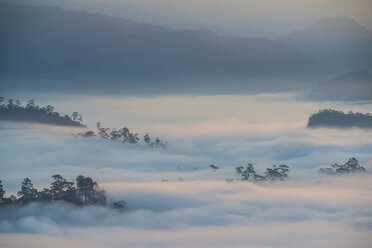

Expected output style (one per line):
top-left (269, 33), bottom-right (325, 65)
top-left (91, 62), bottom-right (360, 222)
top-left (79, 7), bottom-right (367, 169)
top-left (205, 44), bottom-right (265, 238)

top-left (0, 97), bottom-right (84, 127)
top-left (307, 109), bottom-right (372, 129)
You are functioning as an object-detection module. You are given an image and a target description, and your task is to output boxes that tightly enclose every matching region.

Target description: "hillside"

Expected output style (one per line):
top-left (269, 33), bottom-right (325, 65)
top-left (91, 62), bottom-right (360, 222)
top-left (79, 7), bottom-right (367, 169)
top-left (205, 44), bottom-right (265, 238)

top-left (0, 97), bottom-right (85, 126)
top-left (307, 109), bottom-right (372, 129)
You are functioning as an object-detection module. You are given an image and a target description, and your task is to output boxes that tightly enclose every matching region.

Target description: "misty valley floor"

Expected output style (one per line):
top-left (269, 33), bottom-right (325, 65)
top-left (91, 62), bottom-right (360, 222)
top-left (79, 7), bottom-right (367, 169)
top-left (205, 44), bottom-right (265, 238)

top-left (1, 93), bottom-right (372, 248)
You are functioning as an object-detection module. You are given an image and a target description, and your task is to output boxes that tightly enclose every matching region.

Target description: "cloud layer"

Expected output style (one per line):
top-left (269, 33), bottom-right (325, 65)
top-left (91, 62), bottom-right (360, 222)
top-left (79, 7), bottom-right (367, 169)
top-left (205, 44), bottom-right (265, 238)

top-left (1, 177), bottom-right (372, 247)
top-left (1, 94), bottom-right (372, 192)
top-left (1, 94), bottom-right (371, 247)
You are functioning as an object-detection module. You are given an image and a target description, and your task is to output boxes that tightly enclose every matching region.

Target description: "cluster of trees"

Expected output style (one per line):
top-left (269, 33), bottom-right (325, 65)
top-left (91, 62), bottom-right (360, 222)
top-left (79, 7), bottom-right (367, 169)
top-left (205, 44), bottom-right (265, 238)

top-left (0, 97), bottom-right (84, 127)
top-left (236, 163), bottom-right (290, 182)
top-left (0, 175), bottom-right (126, 210)
top-left (307, 109), bottom-right (372, 129)
top-left (319, 157), bottom-right (366, 175)
top-left (75, 122), bottom-right (167, 148)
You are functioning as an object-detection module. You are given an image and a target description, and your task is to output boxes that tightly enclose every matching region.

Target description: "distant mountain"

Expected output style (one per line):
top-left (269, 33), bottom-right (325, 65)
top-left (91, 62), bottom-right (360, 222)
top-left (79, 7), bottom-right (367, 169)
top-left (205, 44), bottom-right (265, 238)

top-left (308, 70), bottom-right (372, 101)
top-left (282, 16), bottom-right (372, 42)
top-left (0, 2), bottom-right (326, 94)
top-left (281, 17), bottom-right (372, 72)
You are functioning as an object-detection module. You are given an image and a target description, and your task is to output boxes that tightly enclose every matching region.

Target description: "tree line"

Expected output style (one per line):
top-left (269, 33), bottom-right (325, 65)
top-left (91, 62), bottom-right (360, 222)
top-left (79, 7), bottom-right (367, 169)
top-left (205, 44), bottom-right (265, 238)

top-left (0, 175), bottom-right (126, 210)
top-left (0, 97), bottom-right (84, 127)
top-left (74, 122), bottom-right (167, 148)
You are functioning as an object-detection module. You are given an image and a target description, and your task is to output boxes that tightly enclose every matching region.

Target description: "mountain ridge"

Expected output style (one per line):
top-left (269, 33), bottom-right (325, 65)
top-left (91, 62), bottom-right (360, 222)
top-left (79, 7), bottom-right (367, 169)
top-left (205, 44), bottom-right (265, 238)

top-left (0, 2), bottom-right (329, 94)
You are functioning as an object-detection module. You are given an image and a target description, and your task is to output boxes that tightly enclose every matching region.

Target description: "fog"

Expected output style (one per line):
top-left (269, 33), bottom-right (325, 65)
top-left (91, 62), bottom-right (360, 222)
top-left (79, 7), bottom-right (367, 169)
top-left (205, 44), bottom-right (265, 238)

top-left (1, 94), bottom-right (372, 193)
top-left (1, 93), bottom-right (372, 247)
top-left (1, 177), bottom-right (372, 247)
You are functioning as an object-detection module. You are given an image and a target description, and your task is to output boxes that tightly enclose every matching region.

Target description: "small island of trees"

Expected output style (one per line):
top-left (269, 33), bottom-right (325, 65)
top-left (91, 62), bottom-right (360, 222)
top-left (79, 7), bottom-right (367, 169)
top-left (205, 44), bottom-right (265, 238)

top-left (0, 175), bottom-right (125, 210)
top-left (0, 97), bottom-right (85, 127)
top-left (319, 157), bottom-right (366, 175)
top-left (236, 164), bottom-right (290, 182)
top-left (75, 122), bottom-right (167, 148)
top-left (307, 109), bottom-right (372, 129)
top-left (233, 157), bottom-right (366, 182)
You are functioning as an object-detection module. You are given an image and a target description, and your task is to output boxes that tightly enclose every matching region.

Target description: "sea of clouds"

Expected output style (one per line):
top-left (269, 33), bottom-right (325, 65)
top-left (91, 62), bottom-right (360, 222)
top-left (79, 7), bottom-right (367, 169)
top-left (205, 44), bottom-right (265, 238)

top-left (1, 93), bottom-right (372, 247)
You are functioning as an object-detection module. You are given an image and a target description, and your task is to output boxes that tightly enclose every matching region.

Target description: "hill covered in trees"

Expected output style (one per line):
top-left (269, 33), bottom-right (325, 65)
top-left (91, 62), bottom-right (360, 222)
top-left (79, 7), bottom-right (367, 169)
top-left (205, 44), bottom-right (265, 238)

top-left (307, 109), bottom-right (372, 129)
top-left (0, 175), bottom-right (125, 210)
top-left (0, 97), bottom-right (84, 126)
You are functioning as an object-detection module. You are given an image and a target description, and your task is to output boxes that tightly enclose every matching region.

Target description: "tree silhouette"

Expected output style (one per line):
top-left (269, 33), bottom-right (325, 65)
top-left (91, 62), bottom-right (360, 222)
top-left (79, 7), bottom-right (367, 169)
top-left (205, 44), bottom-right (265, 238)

top-left (76, 175), bottom-right (106, 206)
top-left (71, 112), bottom-right (79, 121)
top-left (49, 175), bottom-right (76, 203)
top-left (236, 164), bottom-right (289, 182)
top-left (17, 178), bottom-right (38, 205)
top-left (265, 165), bottom-right (289, 181)
top-left (236, 164), bottom-right (267, 181)
top-left (0, 180), bottom-right (5, 202)
top-left (76, 123), bottom-right (167, 147)
top-left (45, 105), bottom-right (55, 114)
top-left (112, 200), bottom-right (126, 211)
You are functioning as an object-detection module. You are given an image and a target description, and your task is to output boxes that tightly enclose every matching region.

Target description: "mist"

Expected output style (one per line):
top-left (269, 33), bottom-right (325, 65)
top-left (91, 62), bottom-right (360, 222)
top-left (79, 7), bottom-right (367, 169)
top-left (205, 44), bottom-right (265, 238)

top-left (1, 94), bottom-right (372, 193)
top-left (1, 176), bottom-right (372, 247)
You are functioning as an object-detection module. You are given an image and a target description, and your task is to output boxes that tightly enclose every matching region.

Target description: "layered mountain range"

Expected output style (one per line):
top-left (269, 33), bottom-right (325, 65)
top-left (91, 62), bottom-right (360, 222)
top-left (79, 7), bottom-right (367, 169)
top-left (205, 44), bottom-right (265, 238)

top-left (0, 2), bottom-right (371, 95)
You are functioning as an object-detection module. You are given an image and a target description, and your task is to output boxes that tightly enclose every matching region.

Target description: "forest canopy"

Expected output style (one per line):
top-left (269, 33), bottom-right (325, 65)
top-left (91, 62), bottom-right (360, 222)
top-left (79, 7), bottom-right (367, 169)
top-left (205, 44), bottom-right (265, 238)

top-left (0, 175), bottom-right (125, 210)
